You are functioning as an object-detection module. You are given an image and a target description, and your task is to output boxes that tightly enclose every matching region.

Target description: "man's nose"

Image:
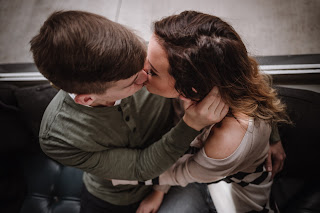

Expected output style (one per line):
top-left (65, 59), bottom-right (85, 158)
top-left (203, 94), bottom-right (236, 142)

top-left (136, 70), bottom-right (148, 85)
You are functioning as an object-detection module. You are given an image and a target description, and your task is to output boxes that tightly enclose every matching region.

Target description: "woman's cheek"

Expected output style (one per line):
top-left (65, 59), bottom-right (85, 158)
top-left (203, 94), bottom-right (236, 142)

top-left (147, 74), bottom-right (153, 82)
top-left (145, 81), bottom-right (157, 94)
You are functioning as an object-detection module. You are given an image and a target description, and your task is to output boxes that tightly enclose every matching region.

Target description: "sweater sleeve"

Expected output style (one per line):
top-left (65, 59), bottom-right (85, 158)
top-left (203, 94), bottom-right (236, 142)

top-left (40, 119), bottom-right (200, 181)
top-left (111, 149), bottom-right (229, 187)
top-left (158, 151), bottom-right (227, 186)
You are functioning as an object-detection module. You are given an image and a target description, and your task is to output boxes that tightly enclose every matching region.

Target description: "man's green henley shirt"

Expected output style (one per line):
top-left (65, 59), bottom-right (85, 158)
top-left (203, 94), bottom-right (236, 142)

top-left (39, 88), bottom-right (200, 205)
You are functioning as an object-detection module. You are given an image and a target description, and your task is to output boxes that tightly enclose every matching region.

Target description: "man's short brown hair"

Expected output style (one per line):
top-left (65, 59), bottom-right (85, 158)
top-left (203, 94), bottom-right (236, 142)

top-left (30, 10), bottom-right (147, 94)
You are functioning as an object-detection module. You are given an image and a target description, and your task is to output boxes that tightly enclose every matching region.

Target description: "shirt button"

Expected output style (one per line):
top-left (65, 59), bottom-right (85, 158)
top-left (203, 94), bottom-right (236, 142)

top-left (125, 116), bottom-right (130, 121)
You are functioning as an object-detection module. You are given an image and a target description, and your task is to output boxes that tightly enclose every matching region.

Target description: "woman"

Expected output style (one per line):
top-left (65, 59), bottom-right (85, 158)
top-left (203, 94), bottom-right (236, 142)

top-left (113, 10), bottom-right (290, 213)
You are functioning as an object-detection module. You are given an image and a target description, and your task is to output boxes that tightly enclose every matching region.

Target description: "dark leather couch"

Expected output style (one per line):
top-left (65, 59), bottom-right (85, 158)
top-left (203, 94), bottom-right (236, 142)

top-left (1, 65), bottom-right (320, 213)
top-left (1, 83), bottom-right (82, 213)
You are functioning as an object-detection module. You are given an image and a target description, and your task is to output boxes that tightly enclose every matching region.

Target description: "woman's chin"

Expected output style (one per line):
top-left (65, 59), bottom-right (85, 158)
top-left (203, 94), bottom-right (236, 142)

top-left (145, 86), bottom-right (161, 96)
top-left (145, 85), bottom-right (152, 93)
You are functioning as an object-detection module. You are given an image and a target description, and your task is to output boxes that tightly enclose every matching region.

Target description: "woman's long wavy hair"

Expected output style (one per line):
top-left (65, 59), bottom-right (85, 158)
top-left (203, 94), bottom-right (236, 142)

top-left (153, 10), bottom-right (290, 124)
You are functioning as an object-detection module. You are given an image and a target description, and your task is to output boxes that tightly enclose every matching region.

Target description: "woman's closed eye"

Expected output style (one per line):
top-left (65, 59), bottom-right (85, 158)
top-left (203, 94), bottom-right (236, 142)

top-left (147, 69), bottom-right (158, 76)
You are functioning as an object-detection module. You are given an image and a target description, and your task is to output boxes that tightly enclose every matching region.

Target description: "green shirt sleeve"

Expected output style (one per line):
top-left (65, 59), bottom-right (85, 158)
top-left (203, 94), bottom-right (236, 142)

top-left (40, 119), bottom-right (200, 181)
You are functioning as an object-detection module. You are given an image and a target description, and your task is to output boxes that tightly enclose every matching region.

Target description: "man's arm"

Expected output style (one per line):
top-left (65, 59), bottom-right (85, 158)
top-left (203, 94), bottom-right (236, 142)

top-left (265, 123), bottom-right (286, 178)
top-left (40, 87), bottom-right (228, 181)
top-left (266, 140), bottom-right (286, 179)
top-left (40, 119), bottom-right (199, 180)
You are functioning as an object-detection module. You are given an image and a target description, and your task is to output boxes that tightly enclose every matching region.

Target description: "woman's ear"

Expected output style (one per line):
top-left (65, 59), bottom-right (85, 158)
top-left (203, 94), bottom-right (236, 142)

top-left (74, 94), bottom-right (95, 106)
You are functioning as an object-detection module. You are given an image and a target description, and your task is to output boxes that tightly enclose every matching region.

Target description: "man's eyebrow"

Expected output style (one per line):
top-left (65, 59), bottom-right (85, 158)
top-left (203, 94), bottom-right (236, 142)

top-left (124, 74), bottom-right (139, 88)
top-left (148, 60), bottom-right (160, 73)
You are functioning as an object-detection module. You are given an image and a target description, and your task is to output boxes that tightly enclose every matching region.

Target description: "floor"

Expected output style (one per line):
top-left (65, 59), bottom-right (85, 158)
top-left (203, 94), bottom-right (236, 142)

top-left (0, 0), bottom-right (319, 63)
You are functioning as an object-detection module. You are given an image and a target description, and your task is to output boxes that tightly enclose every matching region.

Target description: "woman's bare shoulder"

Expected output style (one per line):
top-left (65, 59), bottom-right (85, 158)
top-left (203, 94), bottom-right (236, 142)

top-left (204, 115), bottom-right (249, 159)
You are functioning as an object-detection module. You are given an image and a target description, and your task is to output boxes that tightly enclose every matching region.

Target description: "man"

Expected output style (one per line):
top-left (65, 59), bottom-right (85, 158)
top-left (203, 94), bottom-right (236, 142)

top-left (30, 10), bottom-right (228, 212)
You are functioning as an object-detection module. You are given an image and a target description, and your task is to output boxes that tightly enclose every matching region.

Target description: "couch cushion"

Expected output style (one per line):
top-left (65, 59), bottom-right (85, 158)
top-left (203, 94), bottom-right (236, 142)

top-left (14, 83), bottom-right (58, 140)
top-left (0, 83), bottom-right (32, 152)
top-left (20, 152), bottom-right (83, 213)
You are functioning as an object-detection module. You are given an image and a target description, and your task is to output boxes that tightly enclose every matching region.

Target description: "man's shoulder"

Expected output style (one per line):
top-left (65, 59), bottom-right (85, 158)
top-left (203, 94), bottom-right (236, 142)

top-left (39, 90), bottom-right (78, 138)
top-left (46, 89), bottom-right (67, 108)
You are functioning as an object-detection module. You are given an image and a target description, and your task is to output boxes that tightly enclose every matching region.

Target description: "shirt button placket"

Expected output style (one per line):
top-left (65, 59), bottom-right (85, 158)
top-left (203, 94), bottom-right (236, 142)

top-left (121, 101), bottom-right (140, 145)
top-left (125, 115), bottom-right (136, 133)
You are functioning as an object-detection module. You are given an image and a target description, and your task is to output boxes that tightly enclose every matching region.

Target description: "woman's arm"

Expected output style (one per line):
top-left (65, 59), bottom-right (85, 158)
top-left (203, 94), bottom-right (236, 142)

top-left (159, 117), bottom-right (246, 186)
top-left (112, 117), bottom-right (246, 186)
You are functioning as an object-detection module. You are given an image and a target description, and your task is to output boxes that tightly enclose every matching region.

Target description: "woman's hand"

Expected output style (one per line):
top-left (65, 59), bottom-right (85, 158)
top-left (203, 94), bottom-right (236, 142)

top-left (136, 190), bottom-right (165, 213)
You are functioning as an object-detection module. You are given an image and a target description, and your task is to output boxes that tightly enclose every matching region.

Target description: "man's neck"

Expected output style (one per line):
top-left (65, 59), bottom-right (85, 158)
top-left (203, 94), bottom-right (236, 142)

top-left (91, 99), bottom-right (122, 107)
top-left (68, 93), bottom-right (121, 107)
top-left (90, 101), bottom-right (116, 107)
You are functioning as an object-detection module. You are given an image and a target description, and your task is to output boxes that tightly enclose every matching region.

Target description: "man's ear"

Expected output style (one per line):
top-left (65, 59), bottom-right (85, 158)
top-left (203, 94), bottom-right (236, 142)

top-left (74, 94), bottom-right (95, 106)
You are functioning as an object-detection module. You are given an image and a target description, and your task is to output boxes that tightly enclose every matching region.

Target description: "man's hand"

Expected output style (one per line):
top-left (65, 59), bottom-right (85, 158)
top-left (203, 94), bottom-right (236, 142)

top-left (182, 87), bottom-right (229, 131)
top-left (136, 190), bottom-right (164, 213)
top-left (265, 140), bottom-right (286, 179)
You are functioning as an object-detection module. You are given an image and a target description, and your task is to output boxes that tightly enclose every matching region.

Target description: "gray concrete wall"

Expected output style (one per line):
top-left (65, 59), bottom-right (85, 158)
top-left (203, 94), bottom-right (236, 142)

top-left (0, 0), bottom-right (319, 63)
